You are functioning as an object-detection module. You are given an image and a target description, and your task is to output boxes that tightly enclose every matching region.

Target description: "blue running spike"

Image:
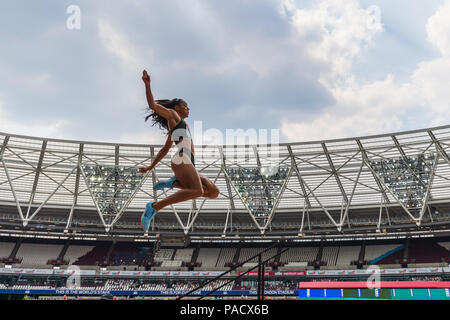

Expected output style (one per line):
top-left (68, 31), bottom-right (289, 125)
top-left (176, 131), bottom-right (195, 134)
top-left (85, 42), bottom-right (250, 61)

top-left (141, 201), bottom-right (157, 232)
top-left (154, 176), bottom-right (178, 191)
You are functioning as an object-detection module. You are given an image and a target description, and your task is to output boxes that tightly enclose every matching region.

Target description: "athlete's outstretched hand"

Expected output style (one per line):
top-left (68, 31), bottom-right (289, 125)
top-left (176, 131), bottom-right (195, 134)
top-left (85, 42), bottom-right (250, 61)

top-left (142, 70), bottom-right (151, 85)
top-left (138, 166), bottom-right (148, 174)
top-left (139, 165), bottom-right (153, 174)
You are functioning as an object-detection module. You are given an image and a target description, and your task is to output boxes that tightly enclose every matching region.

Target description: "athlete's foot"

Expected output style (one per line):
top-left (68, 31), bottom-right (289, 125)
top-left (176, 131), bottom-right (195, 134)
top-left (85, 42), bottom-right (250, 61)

top-left (153, 176), bottom-right (178, 191)
top-left (141, 201), bottom-right (157, 232)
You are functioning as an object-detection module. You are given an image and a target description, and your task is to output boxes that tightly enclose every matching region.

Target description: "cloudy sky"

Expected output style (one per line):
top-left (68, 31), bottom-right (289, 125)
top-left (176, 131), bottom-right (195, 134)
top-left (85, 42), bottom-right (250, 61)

top-left (0, 0), bottom-right (449, 145)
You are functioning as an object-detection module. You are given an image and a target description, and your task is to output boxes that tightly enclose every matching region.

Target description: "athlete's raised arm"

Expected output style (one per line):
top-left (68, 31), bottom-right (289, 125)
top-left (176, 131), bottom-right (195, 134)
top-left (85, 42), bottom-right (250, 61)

top-left (142, 70), bottom-right (173, 120)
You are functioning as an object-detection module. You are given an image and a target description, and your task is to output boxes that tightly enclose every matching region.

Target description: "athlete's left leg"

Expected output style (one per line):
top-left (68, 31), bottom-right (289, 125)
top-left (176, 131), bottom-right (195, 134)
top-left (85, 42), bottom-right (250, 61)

top-left (173, 175), bottom-right (219, 199)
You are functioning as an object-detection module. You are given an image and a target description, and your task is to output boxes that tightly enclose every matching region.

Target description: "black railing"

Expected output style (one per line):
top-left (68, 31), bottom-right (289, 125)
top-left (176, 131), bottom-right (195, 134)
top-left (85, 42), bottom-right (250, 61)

top-left (176, 243), bottom-right (289, 300)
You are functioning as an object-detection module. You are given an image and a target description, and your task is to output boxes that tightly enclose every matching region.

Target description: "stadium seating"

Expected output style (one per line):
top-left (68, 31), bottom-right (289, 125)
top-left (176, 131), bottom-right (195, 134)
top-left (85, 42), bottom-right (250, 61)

top-left (364, 244), bottom-right (402, 263)
top-left (196, 248), bottom-right (220, 267)
top-left (64, 245), bottom-right (94, 265)
top-left (73, 245), bottom-right (110, 265)
top-left (16, 243), bottom-right (63, 266)
top-left (437, 242), bottom-right (450, 251)
top-left (407, 242), bottom-right (449, 263)
top-left (109, 243), bottom-right (152, 266)
top-left (2, 240), bottom-right (449, 269)
top-left (335, 246), bottom-right (361, 266)
top-left (173, 248), bottom-right (194, 262)
top-left (376, 246), bottom-right (405, 265)
top-left (0, 242), bottom-right (15, 259)
top-left (238, 247), bottom-right (278, 263)
top-left (161, 260), bottom-right (183, 268)
top-left (153, 249), bottom-right (174, 262)
top-left (216, 247), bottom-right (236, 267)
top-left (283, 262), bottom-right (308, 268)
top-left (279, 247), bottom-right (318, 263)
top-left (321, 246), bottom-right (339, 266)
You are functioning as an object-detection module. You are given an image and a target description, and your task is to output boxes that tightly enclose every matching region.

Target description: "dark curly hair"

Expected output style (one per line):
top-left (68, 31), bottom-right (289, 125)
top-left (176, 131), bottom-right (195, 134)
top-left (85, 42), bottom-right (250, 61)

top-left (145, 98), bottom-right (183, 132)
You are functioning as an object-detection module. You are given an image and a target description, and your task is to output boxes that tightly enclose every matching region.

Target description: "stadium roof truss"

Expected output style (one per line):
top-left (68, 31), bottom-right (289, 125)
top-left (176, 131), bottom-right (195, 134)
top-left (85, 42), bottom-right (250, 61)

top-left (1, 125), bottom-right (450, 238)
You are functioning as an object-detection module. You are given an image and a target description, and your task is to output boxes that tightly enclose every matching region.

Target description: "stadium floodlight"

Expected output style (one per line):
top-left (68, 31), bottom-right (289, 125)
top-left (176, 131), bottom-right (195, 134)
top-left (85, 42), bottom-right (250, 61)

top-left (80, 164), bottom-right (145, 225)
top-left (369, 153), bottom-right (436, 211)
top-left (225, 166), bottom-right (289, 223)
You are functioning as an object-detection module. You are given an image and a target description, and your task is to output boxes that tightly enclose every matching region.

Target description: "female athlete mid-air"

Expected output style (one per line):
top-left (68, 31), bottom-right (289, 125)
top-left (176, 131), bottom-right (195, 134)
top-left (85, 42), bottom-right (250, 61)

top-left (138, 69), bottom-right (219, 232)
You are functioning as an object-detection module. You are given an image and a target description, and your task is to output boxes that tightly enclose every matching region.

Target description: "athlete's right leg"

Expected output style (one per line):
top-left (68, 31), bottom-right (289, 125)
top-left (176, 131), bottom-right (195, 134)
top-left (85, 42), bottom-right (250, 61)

top-left (152, 161), bottom-right (203, 212)
top-left (141, 161), bottom-right (202, 232)
top-left (172, 175), bottom-right (219, 199)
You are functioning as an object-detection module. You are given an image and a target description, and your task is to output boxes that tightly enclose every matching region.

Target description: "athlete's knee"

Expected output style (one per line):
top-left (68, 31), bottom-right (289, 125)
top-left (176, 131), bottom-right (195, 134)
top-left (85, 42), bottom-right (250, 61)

top-left (193, 186), bottom-right (204, 198)
top-left (209, 186), bottom-right (219, 199)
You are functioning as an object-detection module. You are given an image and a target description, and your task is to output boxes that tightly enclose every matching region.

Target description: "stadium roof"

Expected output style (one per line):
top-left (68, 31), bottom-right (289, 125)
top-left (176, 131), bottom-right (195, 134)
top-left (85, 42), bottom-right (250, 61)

top-left (1, 125), bottom-right (450, 241)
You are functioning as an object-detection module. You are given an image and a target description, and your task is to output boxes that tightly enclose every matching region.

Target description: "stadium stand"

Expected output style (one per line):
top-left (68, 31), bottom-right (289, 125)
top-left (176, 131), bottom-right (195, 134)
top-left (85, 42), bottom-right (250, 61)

top-left (407, 242), bottom-right (449, 263)
top-left (109, 243), bottom-right (152, 266)
top-left (73, 245), bottom-right (110, 265)
top-left (364, 244), bottom-right (403, 263)
top-left (168, 280), bottom-right (233, 291)
top-left (279, 246), bottom-right (318, 264)
top-left (64, 245), bottom-right (94, 265)
top-left (138, 282), bottom-right (167, 291)
top-left (173, 248), bottom-right (194, 262)
top-left (153, 249), bottom-right (174, 262)
top-left (376, 246), bottom-right (405, 265)
top-left (335, 246), bottom-right (361, 266)
top-left (234, 280), bottom-right (298, 291)
top-left (16, 243), bottom-right (63, 266)
top-left (196, 248), bottom-right (220, 267)
top-left (161, 260), bottom-right (183, 268)
top-left (238, 247), bottom-right (278, 263)
top-left (321, 246), bottom-right (339, 266)
top-left (2, 239), bottom-right (450, 270)
top-left (438, 242), bottom-right (450, 251)
top-left (216, 247), bottom-right (236, 267)
top-left (0, 242), bottom-right (15, 258)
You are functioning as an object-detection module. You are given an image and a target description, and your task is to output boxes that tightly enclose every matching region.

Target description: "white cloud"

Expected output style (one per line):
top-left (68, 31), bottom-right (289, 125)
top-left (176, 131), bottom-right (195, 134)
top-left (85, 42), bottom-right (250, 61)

top-left (285, 0), bottom-right (382, 85)
top-left (2, 1), bottom-right (447, 145)
top-left (411, 57), bottom-right (450, 125)
top-left (280, 0), bottom-right (450, 142)
top-left (0, 97), bottom-right (67, 138)
top-left (426, 1), bottom-right (450, 55)
top-left (281, 75), bottom-right (421, 141)
top-left (97, 19), bottom-right (143, 71)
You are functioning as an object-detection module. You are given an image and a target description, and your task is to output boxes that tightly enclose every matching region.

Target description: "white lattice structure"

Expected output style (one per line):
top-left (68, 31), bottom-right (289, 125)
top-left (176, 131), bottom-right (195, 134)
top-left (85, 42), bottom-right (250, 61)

top-left (1, 125), bottom-right (450, 239)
